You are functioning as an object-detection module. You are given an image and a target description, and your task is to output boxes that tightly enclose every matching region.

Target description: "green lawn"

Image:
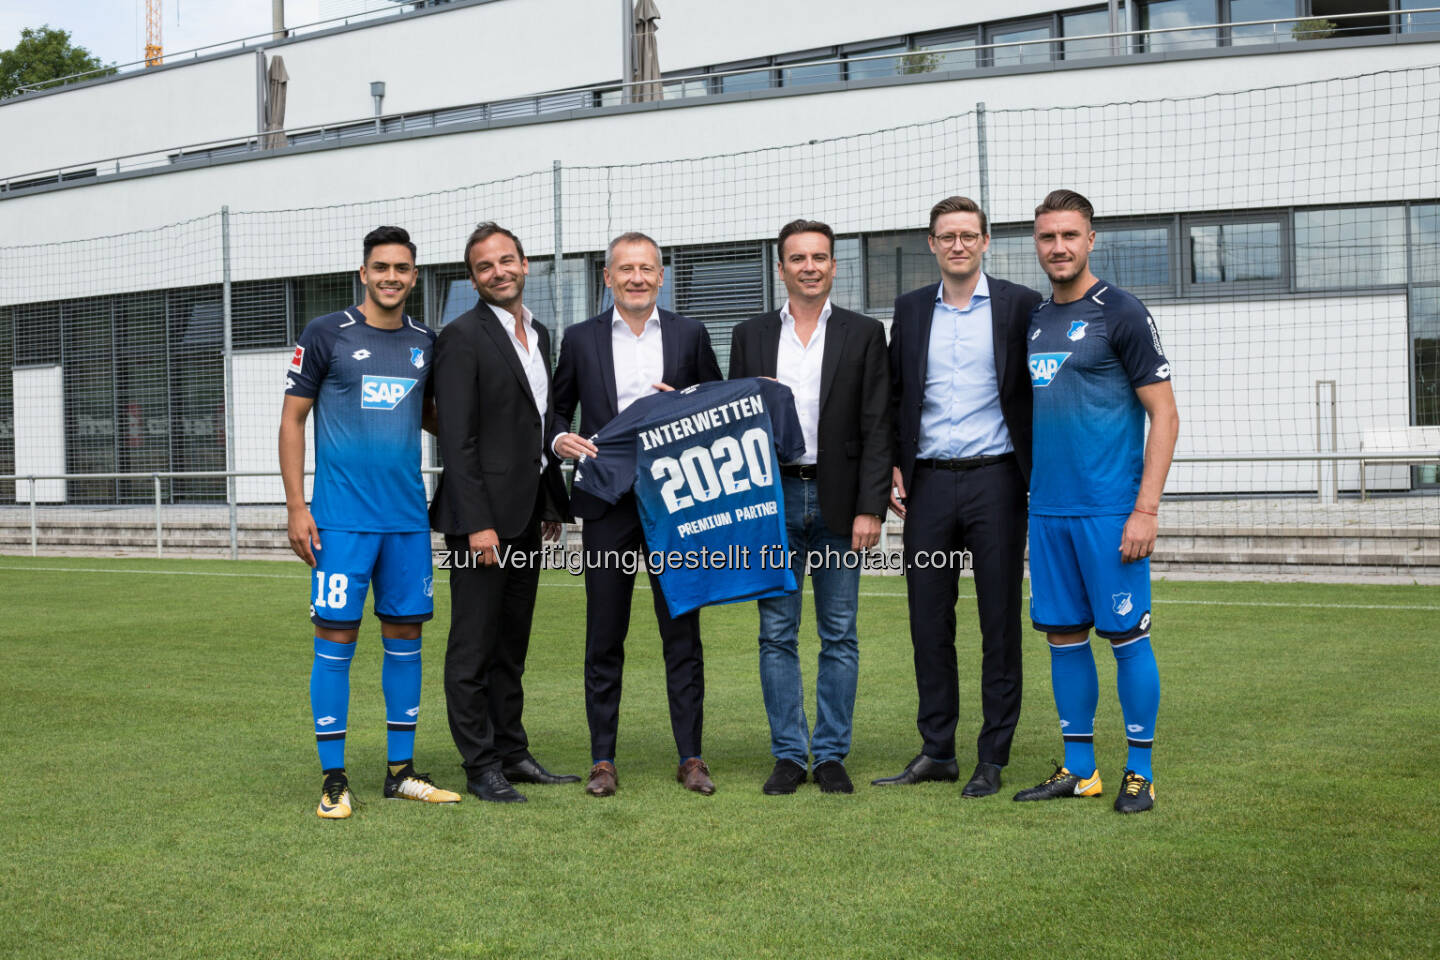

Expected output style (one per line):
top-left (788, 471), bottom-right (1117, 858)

top-left (0, 556), bottom-right (1435, 959)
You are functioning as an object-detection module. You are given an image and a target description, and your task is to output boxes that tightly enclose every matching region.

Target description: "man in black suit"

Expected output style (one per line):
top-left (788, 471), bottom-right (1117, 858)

top-left (728, 219), bottom-right (890, 796)
top-left (875, 196), bottom-right (1042, 798)
top-left (548, 231), bottom-right (724, 798)
top-left (430, 222), bottom-right (577, 803)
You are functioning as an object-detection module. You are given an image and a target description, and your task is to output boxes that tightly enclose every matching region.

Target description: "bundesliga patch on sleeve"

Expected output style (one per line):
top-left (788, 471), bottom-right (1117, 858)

top-left (289, 344), bottom-right (305, 373)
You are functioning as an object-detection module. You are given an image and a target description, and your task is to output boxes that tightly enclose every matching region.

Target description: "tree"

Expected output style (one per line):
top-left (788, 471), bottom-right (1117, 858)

top-left (0, 25), bottom-right (113, 99)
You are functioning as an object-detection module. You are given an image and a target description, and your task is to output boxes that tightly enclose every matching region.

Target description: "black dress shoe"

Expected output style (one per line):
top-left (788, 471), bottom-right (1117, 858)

top-left (502, 755), bottom-right (581, 785)
top-left (870, 754), bottom-right (960, 786)
top-left (962, 761), bottom-right (1002, 798)
top-left (467, 769), bottom-right (527, 803)
top-left (812, 760), bottom-right (854, 794)
top-left (762, 759), bottom-right (807, 795)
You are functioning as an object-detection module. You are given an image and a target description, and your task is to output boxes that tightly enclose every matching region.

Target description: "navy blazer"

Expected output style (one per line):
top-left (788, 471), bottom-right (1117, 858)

top-left (888, 276), bottom-right (1043, 489)
top-left (549, 307), bottom-right (723, 520)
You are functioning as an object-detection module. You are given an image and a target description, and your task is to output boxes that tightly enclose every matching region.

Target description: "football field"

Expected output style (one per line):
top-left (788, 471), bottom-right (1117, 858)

top-left (0, 556), bottom-right (1434, 959)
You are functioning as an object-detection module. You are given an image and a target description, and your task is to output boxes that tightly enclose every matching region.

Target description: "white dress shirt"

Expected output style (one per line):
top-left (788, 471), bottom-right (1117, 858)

top-left (776, 298), bottom-right (830, 466)
top-left (487, 301), bottom-right (549, 471)
top-left (611, 306), bottom-right (664, 414)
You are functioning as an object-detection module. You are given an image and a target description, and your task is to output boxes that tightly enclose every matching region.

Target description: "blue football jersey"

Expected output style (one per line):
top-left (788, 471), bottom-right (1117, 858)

top-left (285, 307), bottom-right (435, 533)
top-left (574, 378), bottom-right (805, 617)
top-left (1026, 281), bottom-right (1172, 517)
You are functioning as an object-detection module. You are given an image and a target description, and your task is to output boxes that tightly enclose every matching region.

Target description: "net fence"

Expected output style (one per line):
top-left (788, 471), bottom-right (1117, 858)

top-left (0, 64), bottom-right (1437, 569)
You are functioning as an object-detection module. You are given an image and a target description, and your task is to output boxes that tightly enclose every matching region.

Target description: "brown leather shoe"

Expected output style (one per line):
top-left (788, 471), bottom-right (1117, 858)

top-left (677, 757), bottom-right (715, 795)
top-left (585, 761), bottom-right (617, 797)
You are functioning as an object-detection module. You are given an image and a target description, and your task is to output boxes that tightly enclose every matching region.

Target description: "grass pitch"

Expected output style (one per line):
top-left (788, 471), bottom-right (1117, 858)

top-left (0, 555), bottom-right (1435, 959)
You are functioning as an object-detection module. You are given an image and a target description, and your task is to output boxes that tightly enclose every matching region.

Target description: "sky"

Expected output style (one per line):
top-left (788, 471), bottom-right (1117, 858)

top-left (0, 1), bottom-right (331, 70)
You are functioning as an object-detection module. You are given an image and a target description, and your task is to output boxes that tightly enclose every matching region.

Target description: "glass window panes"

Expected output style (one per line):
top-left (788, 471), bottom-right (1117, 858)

top-left (1230, 0), bottom-right (1296, 45)
top-left (232, 279), bottom-right (287, 349)
top-left (990, 22), bottom-right (1055, 66)
top-left (433, 264), bottom-right (478, 328)
top-left (0, 308), bottom-right (12, 502)
top-left (1399, 0), bottom-right (1440, 33)
top-left (985, 235), bottom-right (1051, 293)
top-left (293, 273), bottom-right (356, 340)
top-left (114, 292), bottom-right (170, 502)
top-left (1188, 221), bottom-right (1282, 284)
top-left (1413, 288), bottom-right (1440, 426)
top-left (910, 31), bottom-right (979, 73)
top-left (1293, 206), bottom-right (1405, 289)
top-left (166, 286), bottom-right (226, 501)
top-left (671, 244), bottom-right (765, 369)
top-left (1410, 204), bottom-right (1440, 284)
top-left (13, 302), bottom-right (60, 366)
top-left (717, 62), bottom-right (772, 94)
top-left (1094, 225), bottom-right (1172, 290)
top-left (830, 237), bottom-right (865, 315)
top-left (865, 232), bottom-right (933, 312)
top-left (1141, 0), bottom-right (1219, 51)
top-left (780, 50), bottom-right (841, 87)
top-left (1063, 8), bottom-right (1118, 60)
top-left (62, 297), bottom-right (116, 503)
top-left (845, 44), bottom-right (907, 80)
top-left (663, 77), bottom-right (708, 100)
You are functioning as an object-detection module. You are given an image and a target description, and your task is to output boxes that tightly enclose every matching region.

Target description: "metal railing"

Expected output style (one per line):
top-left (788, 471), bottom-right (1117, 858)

top-left (5, 8), bottom-right (1440, 195)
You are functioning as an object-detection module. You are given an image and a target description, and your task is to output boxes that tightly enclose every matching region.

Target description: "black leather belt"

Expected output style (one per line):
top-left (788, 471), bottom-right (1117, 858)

top-left (915, 452), bottom-right (1014, 471)
top-left (779, 463), bottom-right (819, 480)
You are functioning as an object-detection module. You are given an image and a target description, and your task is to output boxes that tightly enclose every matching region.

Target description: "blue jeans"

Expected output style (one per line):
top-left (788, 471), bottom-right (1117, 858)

top-left (756, 475), bottom-right (861, 766)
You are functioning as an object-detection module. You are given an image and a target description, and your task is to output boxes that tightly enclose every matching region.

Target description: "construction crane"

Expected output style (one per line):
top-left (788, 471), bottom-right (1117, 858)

top-left (145, 0), bottom-right (163, 67)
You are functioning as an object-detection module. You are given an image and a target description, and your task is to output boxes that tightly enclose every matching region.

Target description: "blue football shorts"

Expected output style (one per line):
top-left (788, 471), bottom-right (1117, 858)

top-left (307, 530), bottom-right (435, 629)
top-left (1028, 513), bottom-right (1152, 641)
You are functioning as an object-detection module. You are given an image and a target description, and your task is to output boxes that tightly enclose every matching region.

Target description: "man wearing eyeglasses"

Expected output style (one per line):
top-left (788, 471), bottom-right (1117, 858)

top-left (875, 196), bottom-right (1042, 799)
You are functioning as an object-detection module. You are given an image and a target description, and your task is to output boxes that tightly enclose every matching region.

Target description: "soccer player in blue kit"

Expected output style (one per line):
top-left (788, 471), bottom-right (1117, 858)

top-left (280, 225), bottom-right (461, 818)
top-left (1015, 191), bottom-right (1180, 813)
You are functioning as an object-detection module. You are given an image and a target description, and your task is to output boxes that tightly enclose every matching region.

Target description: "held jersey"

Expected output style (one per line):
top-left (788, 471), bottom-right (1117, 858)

top-left (1026, 280), bottom-right (1171, 517)
top-left (573, 378), bottom-right (806, 617)
top-left (284, 306), bottom-right (435, 532)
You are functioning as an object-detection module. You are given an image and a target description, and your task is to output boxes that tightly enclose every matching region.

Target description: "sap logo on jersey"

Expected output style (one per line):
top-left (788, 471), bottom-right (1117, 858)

top-left (1067, 320), bottom-right (1088, 341)
top-left (1028, 352), bottom-right (1071, 387)
top-left (361, 375), bottom-right (418, 410)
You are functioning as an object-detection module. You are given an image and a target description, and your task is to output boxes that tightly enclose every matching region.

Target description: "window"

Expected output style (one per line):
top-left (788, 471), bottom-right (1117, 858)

top-left (0, 308), bottom-right (14, 503)
top-left (1228, 0), bottom-right (1298, 45)
top-left (432, 264), bottom-right (478, 327)
top-left (1293, 206), bottom-right (1406, 289)
top-left (662, 76), bottom-right (708, 101)
top-left (61, 297), bottom-right (116, 503)
top-left (1413, 288), bottom-right (1440, 426)
top-left (1310, 1), bottom-right (1390, 38)
top-left (232, 279), bottom-right (287, 349)
top-left (1411, 204), bottom-right (1440, 284)
top-left (1141, 0), bottom-right (1219, 51)
top-left (830, 237), bottom-right (866, 316)
top-left (779, 49), bottom-right (841, 87)
top-left (910, 30), bottom-right (979, 73)
top-left (292, 273), bottom-right (356, 341)
top-left (671, 243), bottom-right (766, 368)
top-left (844, 41), bottom-right (908, 81)
top-left (988, 20), bottom-right (1055, 67)
top-left (715, 60), bottom-right (772, 94)
top-left (1185, 216), bottom-right (1285, 289)
top-left (864, 232), bottom-right (933, 312)
top-left (1063, 8), bottom-right (1120, 60)
top-left (166, 286), bottom-right (226, 502)
top-left (1399, 0), bottom-right (1440, 33)
top-left (114, 292), bottom-right (170, 502)
top-left (985, 233), bottom-right (1051, 293)
top-left (1094, 223), bottom-right (1173, 292)
top-left (13, 302), bottom-right (60, 366)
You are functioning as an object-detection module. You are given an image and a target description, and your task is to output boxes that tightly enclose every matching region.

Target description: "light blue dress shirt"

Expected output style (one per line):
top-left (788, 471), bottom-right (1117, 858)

top-left (917, 272), bottom-right (1013, 460)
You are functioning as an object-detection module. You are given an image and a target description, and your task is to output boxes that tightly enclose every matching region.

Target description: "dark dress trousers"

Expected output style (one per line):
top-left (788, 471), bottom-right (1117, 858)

top-left (548, 308), bottom-right (723, 762)
top-left (888, 277), bottom-right (1042, 766)
top-left (727, 306), bottom-right (892, 530)
top-left (429, 304), bottom-right (570, 780)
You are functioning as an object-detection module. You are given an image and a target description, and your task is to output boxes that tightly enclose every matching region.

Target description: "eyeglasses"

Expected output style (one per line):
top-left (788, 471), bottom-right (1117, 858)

top-left (929, 232), bottom-right (984, 249)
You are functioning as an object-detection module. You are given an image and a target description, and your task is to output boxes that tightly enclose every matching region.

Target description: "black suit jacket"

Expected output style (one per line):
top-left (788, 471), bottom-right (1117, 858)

top-left (429, 304), bottom-right (570, 540)
top-left (728, 305), bottom-right (892, 532)
top-left (889, 276), bottom-right (1043, 489)
top-left (549, 308), bottom-right (723, 521)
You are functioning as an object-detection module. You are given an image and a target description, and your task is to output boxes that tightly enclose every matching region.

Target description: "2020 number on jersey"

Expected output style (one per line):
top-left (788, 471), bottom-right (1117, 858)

top-left (649, 426), bottom-right (774, 514)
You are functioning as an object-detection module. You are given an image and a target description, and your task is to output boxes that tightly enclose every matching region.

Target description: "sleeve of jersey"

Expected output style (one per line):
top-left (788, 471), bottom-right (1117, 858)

top-left (1110, 300), bottom-right (1173, 389)
top-left (571, 404), bottom-right (649, 505)
top-left (758, 379), bottom-right (806, 462)
top-left (284, 321), bottom-right (331, 398)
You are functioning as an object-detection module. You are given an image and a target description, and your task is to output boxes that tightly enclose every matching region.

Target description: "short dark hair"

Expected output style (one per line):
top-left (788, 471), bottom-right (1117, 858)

top-left (928, 196), bottom-right (988, 236)
top-left (363, 225), bottom-right (416, 263)
top-left (464, 222), bottom-right (525, 271)
top-left (1034, 189), bottom-right (1095, 226)
top-left (777, 219), bottom-right (835, 258)
top-left (606, 231), bottom-right (663, 268)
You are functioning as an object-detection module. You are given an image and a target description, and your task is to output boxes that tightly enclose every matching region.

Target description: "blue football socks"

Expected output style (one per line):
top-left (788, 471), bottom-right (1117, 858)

top-left (1113, 635), bottom-right (1160, 781)
top-left (1049, 639), bottom-right (1099, 778)
top-left (310, 637), bottom-right (355, 771)
top-left (381, 635), bottom-right (422, 764)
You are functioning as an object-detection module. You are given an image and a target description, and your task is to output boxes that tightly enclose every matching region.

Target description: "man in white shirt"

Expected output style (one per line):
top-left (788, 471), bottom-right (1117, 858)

top-left (549, 232), bottom-right (724, 797)
top-left (727, 219), bottom-right (892, 795)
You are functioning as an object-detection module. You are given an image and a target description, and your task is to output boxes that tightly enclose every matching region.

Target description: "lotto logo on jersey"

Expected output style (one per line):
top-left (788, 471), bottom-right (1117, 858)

top-left (360, 375), bottom-right (418, 410)
top-left (1028, 352), bottom-right (1071, 387)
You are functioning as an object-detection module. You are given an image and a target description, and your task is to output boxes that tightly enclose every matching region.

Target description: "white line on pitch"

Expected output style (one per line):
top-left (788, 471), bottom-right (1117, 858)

top-left (1, 564), bottom-right (1437, 612)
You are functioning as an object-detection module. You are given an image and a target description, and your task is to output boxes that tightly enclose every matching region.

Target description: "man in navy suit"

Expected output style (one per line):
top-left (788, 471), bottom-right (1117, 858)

top-left (874, 196), bottom-right (1042, 798)
top-left (548, 231), bottom-right (724, 797)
